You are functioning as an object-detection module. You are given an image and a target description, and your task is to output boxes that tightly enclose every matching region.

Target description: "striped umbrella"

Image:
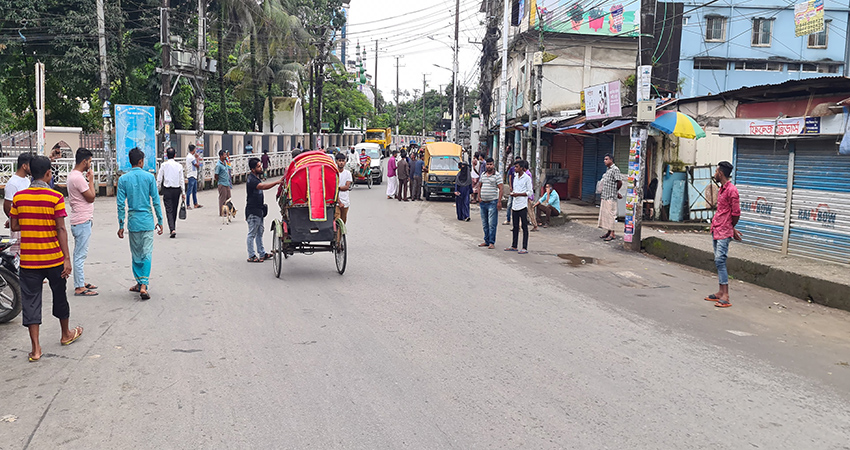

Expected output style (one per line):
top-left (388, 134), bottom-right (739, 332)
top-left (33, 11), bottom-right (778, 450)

top-left (649, 111), bottom-right (706, 140)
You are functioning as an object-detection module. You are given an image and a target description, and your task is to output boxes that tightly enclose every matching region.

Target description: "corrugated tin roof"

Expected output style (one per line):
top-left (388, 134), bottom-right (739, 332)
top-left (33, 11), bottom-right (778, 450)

top-left (678, 76), bottom-right (850, 104)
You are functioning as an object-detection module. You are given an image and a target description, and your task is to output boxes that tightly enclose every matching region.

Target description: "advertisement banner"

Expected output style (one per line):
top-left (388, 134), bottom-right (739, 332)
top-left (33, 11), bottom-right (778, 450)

top-left (115, 104), bottom-right (157, 173)
top-left (795, 0), bottom-right (825, 37)
top-left (530, 0), bottom-right (640, 37)
top-left (584, 81), bottom-right (622, 120)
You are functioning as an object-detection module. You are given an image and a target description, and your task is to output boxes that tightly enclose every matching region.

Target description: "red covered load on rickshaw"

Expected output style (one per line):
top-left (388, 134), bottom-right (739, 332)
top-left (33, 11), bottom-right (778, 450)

top-left (283, 151), bottom-right (339, 221)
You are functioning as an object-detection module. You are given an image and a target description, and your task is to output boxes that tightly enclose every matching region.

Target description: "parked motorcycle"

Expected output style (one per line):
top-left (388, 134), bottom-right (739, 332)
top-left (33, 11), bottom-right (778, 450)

top-left (0, 237), bottom-right (21, 324)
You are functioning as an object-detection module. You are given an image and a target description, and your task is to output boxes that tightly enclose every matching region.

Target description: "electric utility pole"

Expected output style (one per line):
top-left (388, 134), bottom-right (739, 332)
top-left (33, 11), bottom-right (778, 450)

top-left (160, 0), bottom-right (172, 155)
top-left (452, 0), bottom-right (460, 145)
top-left (422, 74), bottom-right (428, 141)
top-left (195, 0), bottom-right (206, 159)
top-left (374, 40), bottom-right (379, 110)
top-left (533, 13), bottom-right (544, 193)
top-left (498, 0), bottom-right (510, 177)
top-left (97, 0), bottom-right (113, 194)
top-left (395, 56), bottom-right (404, 135)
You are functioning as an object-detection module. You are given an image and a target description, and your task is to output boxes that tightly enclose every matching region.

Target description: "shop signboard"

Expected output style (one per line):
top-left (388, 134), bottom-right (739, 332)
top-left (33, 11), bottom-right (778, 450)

top-left (584, 81), bottom-right (622, 121)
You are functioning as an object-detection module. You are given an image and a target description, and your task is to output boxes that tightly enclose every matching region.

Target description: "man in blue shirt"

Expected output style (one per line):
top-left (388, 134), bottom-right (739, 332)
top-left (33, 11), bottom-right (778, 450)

top-left (410, 152), bottom-right (425, 201)
top-left (117, 148), bottom-right (163, 300)
top-left (215, 150), bottom-right (232, 218)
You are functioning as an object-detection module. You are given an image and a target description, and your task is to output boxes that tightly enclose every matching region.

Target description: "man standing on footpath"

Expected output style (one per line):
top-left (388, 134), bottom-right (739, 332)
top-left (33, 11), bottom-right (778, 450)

top-left (477, 157), bottom-right (502, 249)
top-left (157, 147), bottom-right (186, 238)
top-left (185, 144), bottom-right (202, 209)
top-left (396, 150), bottom-right (410, 202)
top-left (597, 153), bottom-right (622, 242)
top-left (502, 156), bottom-right (522, 225)
top-left (67, 148), bottom-right (98, 296)
top-left (11, 155), bottom-right (81, 362)
top-left (706, 161), bottom-right (741, 308)
top-left (245, 158), bottom-right (280, 263)
top-left (505, 160), bottom-right (532, 254)
top-left (410, 152), bottom-right (424, 201)
top-left (386, 149), bottom-right (398, 199)
top-left (4, 152), bottom-right (32, 256)
top-left (215, 150), bottom-right (232, 219)
top-left (117, 148), bottom-right (164, 300)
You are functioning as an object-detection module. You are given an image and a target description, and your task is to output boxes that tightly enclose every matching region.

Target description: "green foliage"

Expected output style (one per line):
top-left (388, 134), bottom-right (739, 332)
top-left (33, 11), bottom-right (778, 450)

top-left (321, 65), bottom-right (373, 133)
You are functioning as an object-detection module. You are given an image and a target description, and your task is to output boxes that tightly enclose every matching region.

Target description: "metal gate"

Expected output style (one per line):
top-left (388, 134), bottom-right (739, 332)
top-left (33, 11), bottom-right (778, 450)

top-left (565, 136), bottom-right (583, 200)
top-left (787, 140), bottom-right (850, 264)
top-left (581, 135), bottom-right (612, 203)
top-left (734, 139), bottom-right (789, 251)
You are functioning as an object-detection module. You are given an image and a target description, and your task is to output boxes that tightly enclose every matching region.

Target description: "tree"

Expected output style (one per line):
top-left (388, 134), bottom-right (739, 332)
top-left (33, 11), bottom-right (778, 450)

top-left (321, 65), bottom-right (372, 133)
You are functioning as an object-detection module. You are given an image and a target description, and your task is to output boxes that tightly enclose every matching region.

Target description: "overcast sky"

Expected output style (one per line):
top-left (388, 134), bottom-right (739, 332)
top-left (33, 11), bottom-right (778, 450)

top-left (345, 0), bottom-right (485, 104)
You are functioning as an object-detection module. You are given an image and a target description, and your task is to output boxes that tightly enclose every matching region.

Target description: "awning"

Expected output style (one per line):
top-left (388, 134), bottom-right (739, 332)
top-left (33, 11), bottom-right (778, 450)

top-left (585, 119), bottom-right (633, 134)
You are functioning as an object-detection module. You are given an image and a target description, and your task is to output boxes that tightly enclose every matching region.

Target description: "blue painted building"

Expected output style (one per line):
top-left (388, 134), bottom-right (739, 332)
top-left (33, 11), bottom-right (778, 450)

top-left (678, 0), bottom-right (848, 98)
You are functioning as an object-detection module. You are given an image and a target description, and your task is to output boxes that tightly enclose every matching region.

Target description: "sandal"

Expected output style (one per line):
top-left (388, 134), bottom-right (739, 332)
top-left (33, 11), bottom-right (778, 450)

top-left (61, 326), bottom-right (84, 346)
top-left (263, 253), bottom-right (274, 260)
top-left (247, 256), bottom-right (262, 263)
top-left (140, 291), bottom-right (151, 300)
top-left (129, 284), bottom-right (141, 292)
top-left (85, 283), bottom-right (98, 290)
top-left (715, 300), bottom-right (732, 308)
top-left (74, 289), bottom-right (99, 297)
top-left (28, 352), bottom-right (41, 362)
top-left (518, 249), bottom-right (528, 254)
top-left (504, 247), bottom-right (517, 252)
top-left (704, 294), bottom-right (720, 301)
top-left (604, 236), bottom-right (615, 242)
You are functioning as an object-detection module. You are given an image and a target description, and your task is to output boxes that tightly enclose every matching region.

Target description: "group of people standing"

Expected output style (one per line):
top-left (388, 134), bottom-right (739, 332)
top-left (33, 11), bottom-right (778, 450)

top-left (385, 149), bottom-right (425, 202)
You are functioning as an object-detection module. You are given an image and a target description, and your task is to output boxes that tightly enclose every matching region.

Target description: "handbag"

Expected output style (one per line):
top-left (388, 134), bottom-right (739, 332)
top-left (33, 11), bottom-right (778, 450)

top-left (178, 198), bottom-right (187, 220)
top-left (596, 180), bottom-right (603, 194)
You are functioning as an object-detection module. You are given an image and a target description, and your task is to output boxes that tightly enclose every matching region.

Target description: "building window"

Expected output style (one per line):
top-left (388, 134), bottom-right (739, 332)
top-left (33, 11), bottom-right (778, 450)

top-left (734, 61), bottom-right (784, 71)
top-left (752, 18), bottom-right (773, 47)
top-left (801, 63), bottom-right (818, 72)
top-left (694, 57), bottom-right (727, 70)
top-left (808, 22), bottom-right (829, 48)
top-left (705, 16), bottom-right (727, 42)
top-left (818, 64), bottom-right (840, 73)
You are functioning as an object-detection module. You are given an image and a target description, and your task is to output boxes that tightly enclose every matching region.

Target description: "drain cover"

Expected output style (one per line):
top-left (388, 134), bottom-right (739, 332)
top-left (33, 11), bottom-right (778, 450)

top-left (557, 253), bottom-right (594, 266)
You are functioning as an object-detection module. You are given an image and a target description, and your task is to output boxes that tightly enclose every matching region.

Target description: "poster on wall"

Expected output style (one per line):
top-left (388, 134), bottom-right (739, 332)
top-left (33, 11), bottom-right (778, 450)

top-left (794, 0), bottom-right (825, 37)
top-left (115, 104), bottom-right (157, 173)
top-left (530, 0), bottom-right (640, 37)
top-left (584, 81), bottom-right (622, 120)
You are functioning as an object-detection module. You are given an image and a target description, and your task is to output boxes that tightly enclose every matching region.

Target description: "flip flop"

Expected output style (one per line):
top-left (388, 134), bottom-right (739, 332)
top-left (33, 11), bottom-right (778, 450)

top-left (478, 243), bottom-right (489, 247)
top-left (247, 256), bottom-right (262, 263)
top-left (518, 249), bottom-right (528, 254)
top-left (61, 326), bottom-right (83, 346)
top-left (28, 352), bottom-right (41, 362)
top-left (715, 301), bottom-right (732, 308)
top-left (74, 289), bottom-right (98, 297)
top-left (85, 283), bottom-right (98, 290)
top-left (263, 253), bottom-right (274, 259)
top-left (129, 285), bottom-right (141, 292)
top-left (604, 236), bottom-right (615, 241)
top-left (504, 247), bottom-right (517, 252)
top-left (704, 294), bottom-right (720, 301)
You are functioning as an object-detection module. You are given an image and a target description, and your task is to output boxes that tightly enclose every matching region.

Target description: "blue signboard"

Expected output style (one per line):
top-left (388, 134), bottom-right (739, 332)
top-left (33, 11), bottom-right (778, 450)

top-left (115, 104), bottom-right (157, 172)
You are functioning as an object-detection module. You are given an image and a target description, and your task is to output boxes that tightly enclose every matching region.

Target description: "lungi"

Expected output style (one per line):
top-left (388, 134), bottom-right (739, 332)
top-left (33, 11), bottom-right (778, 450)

top-left (129, 230), bottom-right (154, 287)
top-left (597, 198), bottom-right (618, 231)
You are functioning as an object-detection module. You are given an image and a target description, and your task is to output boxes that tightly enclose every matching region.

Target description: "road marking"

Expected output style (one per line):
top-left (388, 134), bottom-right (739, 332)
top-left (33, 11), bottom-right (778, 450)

top-left (726, 330), bottom-right (755, 337)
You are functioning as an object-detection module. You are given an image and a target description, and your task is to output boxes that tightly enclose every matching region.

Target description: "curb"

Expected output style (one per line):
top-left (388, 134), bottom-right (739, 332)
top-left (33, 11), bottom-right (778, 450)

top-left (642, 237), bottom-right (850, 312)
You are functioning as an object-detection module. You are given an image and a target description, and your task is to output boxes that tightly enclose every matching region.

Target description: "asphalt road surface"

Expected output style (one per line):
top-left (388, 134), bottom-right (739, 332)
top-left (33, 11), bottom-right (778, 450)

top-left (1, 177), bottom-right (849, 449)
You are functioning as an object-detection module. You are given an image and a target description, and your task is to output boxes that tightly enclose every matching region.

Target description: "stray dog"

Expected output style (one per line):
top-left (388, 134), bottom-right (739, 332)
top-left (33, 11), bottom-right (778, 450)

top-left (221, 199), bottom-right (237, 224)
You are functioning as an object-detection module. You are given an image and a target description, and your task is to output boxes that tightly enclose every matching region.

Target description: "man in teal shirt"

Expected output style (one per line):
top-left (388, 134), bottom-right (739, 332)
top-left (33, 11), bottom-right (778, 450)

top-left (533, 182), bottom-right (561, 228)
top-left (117, 148), bottom-right (163, 300)
top-left (215, 150), bottom-right (232, 218)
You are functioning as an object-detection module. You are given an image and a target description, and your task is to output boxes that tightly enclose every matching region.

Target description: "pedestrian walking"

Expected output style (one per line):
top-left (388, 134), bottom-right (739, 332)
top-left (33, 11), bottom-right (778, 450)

top-left (156, 147), bottom-right (186, 238)
top-left (4, 152), bottom-right (32, 256)
top-left (245, 158), bottom-right (281, 263)
top-left (215, 150), bottom-right (232, 218)
top-left (261, 149), bottom-right (270, 180)
top-left (597, 153), bottom-right (622, 242)
top-left (477, 157), bottom-right (502, 249)
top-left (10, 155), bottom-right (81, 362)
top-left (335, 152), bottom-right (352, 224)
top-left (117, 148), bottom-right (164, 300)
top-left (67, 148), bottom-right (98, 296)
top-left (245, 140), bottom-right (254, 154)
top-left (534, 183), bottom-right (561, 228)
top-left (410, 152), bottom-right (424, 201)
top-left (185, 144), bottom-right (202, 209)
top-left (505, 160), bottom-right (532, 254)
top-left (455, 163), bottom-right (472, 221)
top-left (502, 156), bottom-right (522, 225)
top-left (396, 150), bottom-right (410, 201)
top-left (706, 161), bottom-right (741, 308)
top-left (386, 149), bottom-right (399, 199)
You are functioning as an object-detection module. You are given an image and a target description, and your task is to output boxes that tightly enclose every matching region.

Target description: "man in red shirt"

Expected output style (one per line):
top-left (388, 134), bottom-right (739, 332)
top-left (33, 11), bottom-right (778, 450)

top-left (706, 161), bottom-right (741, 308)
top-left (11, 155), bottom-right (80, 362)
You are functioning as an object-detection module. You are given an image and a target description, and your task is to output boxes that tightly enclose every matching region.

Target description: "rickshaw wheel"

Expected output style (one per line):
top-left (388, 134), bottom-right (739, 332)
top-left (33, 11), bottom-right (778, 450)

top-left (367, 174), bottom-right (373, 189)
top-left (273, 225), bottom-right (283, 278)
top-left (334, 234), bottom-right (347, 275)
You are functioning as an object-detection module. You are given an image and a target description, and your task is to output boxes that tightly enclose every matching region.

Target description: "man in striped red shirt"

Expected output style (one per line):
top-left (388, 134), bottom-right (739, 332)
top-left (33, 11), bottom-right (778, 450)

top-left (11, 155), bottom-right (81, 362)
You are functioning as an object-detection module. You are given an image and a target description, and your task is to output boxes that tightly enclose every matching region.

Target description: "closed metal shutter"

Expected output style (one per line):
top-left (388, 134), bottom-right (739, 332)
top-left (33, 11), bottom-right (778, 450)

top-left (550, 135), bottom-right (567, 169)
top-left (734, 139), bottom-right (789, 251)
top-left (582, 138), bottom-right (600, 203)
top-left (788, 140), bottom-right (850, 264)
top-left (565, 136), bottom-right (583, 200)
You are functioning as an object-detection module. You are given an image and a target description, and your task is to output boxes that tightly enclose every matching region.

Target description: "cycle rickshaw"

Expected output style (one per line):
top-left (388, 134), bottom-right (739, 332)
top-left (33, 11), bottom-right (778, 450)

top-left (271, 151), bottom-right (347, 277)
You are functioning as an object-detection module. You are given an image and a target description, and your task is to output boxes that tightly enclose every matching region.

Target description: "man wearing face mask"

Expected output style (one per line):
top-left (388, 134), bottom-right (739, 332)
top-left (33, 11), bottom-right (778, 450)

top-left (705, 161), bottom-right (740, 308)
top-left (245, 158), bottom-right (282, 263)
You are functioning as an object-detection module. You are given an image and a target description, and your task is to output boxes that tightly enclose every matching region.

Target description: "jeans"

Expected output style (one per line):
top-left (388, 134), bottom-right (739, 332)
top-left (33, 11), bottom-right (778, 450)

top-left (187, 177), bottom-right (199, 206)
top-left (511, 208), bottom-right (529, 250)
top-left (713, 237), bottom-right (732, 285)
top-left (480, 200), bottom-right (498, 245)
top-left (247, 214), bottom-right (265, 258)
top-left (506, 196), bottom-right (513, 222)
top-left (70, 220), bottom-right (92, 289)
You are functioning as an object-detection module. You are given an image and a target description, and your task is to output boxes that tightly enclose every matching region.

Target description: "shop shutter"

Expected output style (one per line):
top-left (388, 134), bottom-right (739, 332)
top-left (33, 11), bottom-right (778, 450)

top-left (565, 136), bottom-right (584, 200)
top-left (550, 135), bottom-right (568, 169)
top-left (787, 140), bottom-right (850, 264)
top-left (734, 139), bottom-right (789, 251)
top-left (582, 138), bottom-right (600, 203)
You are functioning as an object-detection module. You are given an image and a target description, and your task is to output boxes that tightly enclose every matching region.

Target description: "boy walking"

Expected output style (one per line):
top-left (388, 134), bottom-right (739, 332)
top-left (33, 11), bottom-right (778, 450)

top-left (67, 148), bottom-right (98, 296)
top-left (11, 155), bottom-right (81, 362)
top-left (185, 144), bottom-right (202, 209)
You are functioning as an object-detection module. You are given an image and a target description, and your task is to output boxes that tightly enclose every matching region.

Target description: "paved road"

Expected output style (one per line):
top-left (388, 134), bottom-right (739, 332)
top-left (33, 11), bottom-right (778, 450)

top-left (1, 178), bottom-right (850, 449)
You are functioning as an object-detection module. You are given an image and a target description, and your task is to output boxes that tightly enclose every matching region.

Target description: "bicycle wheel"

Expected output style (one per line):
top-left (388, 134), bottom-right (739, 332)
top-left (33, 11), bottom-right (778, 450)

top-left (334, 234), bottom-right (347, 275)
top-left (367, 173), bottom-right (373, 189)
top-left (273, 224), bottom-right (283, 278)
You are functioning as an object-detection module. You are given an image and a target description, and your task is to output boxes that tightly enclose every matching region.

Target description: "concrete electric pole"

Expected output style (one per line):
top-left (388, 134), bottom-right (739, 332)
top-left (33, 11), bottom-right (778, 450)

top-left (498, 0), bottom-right (510, 177)
top-left (160, 0), bottom-right (172, 155)
top-left (452, 0), bottom-right (460, 145)
top-left (96, 0), bottom-right (114, 194)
